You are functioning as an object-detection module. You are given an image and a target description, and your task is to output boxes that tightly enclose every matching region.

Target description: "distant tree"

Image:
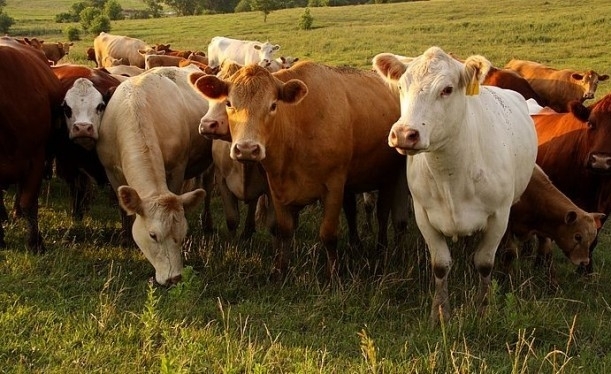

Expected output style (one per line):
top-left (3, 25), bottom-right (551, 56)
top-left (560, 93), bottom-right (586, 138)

top-left (142, 0), bottom-right (163, 17)
top-left (0, 12), bottom-right (14, 34)
top-left (250, 0), bottom-right (280, 22)
top-left (65, 26), bottom-right (81, 41)
top-left (234, 0), bottom-right (251, 12)
top-left (90, 14), bottom-right (111, 34)
top-left (104, 0), bottom-right (124, 20)
top-left (298, 7), bottom-right (313, 30)
top-left (80, 6), bottom-right (101, 31)
top-left (162, 0), bottom-right (203, 16)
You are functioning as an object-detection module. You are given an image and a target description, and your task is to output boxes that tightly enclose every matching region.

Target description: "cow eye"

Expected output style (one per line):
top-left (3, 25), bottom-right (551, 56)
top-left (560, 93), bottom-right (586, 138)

top-left (225, 100), bottom-right (232, 108)
top-left (270, 102), bottom-right (277, 112)
top-left (96, 103), bottom-right (106, 112)
top-left (62, 103), bottom-right (72, 118)
top-left (587, 120), bottom-right (594, 129)
top-left (149, 232), bottom-right (158, 242)
top-left (441, 86), bottom-right (453, 97)
top-left (575, 233), bottom-right (583, 242)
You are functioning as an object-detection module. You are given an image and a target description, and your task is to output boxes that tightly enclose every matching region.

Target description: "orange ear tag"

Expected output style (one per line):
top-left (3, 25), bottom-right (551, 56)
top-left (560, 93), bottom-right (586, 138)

top-left (465, 74), bottom-right (480, 96)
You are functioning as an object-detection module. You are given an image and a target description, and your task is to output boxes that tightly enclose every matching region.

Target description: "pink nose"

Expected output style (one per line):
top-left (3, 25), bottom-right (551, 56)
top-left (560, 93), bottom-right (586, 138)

top-left (232, 141), bottom-right (262, 161)
top-left (71, 122), bottom-right (94, 138)
top-left (389, 127), bottom-right (419, 149)
top-left (199, 119), bottom-right (218, 135)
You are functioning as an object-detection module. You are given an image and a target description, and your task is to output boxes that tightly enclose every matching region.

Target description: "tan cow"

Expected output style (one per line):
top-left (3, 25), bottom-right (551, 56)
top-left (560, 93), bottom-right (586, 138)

top-left (190, 62), bottom-right (407, 277)
top-left (41, 41), bottom-right (73, 65)
top-left (505, 59), bottom-right (609, 112)
top-left (501, 165), bottom-right (604, 281)
top-left (96, 66), bottom-right (214, 286)
top-left (94, 32), bottom-right (153, 68)
top-left (144, 53), bottom-right (187, 70)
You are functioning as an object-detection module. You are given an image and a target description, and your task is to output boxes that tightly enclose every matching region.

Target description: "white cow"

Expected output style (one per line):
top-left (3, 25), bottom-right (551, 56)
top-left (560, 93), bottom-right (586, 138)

top-left (94, 32), bottom-right (153, 68)
top-left (207, 36), bottom-right (280, 69)
top-left (96, 66), bottom-right (214, 286)
top-left (373, 46), bottom-right (537, 325)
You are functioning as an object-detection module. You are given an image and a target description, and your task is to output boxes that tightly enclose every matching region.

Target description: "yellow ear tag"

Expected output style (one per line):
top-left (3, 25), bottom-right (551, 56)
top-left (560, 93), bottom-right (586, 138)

top-left (465, 74), bottom-right (480, 96)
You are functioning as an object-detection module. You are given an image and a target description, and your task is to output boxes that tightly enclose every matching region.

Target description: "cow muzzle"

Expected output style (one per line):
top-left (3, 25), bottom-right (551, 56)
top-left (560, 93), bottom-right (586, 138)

top-left (583, 92), bottom-right (595, 100)
top-left (388, 126), bottom-right (420, 154)
top-left (231, 140), bottom-right (265, 162)
top-left (70, 122), bottom-right (95, 139)
top-left (587, 152), bottom-right (611, 173)
top-left (149, 273), bottom-right (183, 288)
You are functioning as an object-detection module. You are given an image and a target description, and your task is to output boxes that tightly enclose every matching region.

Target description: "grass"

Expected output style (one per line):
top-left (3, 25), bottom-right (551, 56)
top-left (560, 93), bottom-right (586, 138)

top-left (2, 0), bottom-right (611, 372)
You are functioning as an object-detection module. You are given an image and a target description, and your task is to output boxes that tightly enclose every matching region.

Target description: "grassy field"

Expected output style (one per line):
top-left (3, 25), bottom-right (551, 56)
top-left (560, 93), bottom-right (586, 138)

top-left (2, 0), bottom-right (611, 372)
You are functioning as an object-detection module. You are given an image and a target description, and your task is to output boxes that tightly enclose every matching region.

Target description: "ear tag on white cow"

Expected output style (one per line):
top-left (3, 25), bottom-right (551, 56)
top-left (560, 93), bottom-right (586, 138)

top-left (465, 74), bottom-right (479, 96)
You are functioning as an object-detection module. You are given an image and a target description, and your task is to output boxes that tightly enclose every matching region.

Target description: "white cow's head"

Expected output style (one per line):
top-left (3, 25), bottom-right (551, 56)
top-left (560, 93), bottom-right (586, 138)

top-left (62, 78), bottom-right (109, 150)
top-left (253, 42), bottom-right (280, 68)
top-left (372, 47), bottom-right (490, 155)
top-left (117, 186), bottom-right (206, 286)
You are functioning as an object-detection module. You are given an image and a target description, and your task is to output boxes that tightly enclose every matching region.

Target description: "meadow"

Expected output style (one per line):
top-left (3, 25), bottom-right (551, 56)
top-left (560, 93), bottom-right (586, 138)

top-left (2, 0), bottom-right (611, 372)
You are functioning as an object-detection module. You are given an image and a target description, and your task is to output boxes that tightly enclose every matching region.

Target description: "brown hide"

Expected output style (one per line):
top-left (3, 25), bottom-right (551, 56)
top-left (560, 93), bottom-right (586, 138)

top-left (0, 37), bottom-right (63, 252)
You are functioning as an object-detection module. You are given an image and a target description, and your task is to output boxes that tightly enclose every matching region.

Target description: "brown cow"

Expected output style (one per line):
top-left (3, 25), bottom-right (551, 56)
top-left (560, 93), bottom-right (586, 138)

top-left (144, 53), bottom-right (188, 70)
top-left (501, 165), bottom-right (603, 280)
top-left (86, 46), bottom-right (97, 66)
top-left (190, 62), bottom-right (406, 277)
top-left (41, 41), bottom-right (73, 65)
top-left (505, 59), bottom-right (609, 112)
top-left (533, 96), bottom-right (611, 273)
top-left (0, 36), bottom-right (63, 252)
top-left (153, 43), bottom-right (193, 59)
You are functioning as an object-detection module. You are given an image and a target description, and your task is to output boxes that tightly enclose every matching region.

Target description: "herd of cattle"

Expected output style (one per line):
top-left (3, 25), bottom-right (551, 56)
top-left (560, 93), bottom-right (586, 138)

top-left (1, 31), bottom-right (610, 325)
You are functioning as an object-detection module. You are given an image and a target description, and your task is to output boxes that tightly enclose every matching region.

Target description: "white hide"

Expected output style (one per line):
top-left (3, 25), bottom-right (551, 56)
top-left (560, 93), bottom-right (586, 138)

top-left (207, 36), bottom-right (280, 68)
top-left (62, 78), bottom-right (105, 149)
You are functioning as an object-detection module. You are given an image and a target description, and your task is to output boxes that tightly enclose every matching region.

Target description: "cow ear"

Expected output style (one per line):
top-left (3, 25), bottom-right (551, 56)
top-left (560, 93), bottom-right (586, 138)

top-left (564, 211), bottom-right (578, 225)
top-left (117, 186), bottom-right (143, 216)
top-left (192, 74), bottom-right (229, 100)
top-left (372, 53), bottom-right (407, 84)
top-left (279, 79), bottom-right (308, 104)
top-left (569, 101), bottom-right (590, 122)
top-left (571, 73), bottom-right (584, 81)
top-left (103, 86), bottom-right (117, 103)
top-left (180, 188), bottom-right (206, 213)
top-left (254, 44), bottom-right (261, 50)
top-left (462, 55), bottom-right (491, 95)
top-left (592, 213), bottom-right (605, 229)
top-left (273, 44), bottom-right (280, 51)
top-left (600, 74), bottom-right (609, 81)
top-left (189, 72), bottom-right (206, 86)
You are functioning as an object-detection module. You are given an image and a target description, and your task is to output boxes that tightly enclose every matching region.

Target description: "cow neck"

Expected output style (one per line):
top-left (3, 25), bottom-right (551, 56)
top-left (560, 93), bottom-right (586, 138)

top-left (258, 109), bottom-right (297, 178)
top-left (120, 125), bottom-right (171, 198)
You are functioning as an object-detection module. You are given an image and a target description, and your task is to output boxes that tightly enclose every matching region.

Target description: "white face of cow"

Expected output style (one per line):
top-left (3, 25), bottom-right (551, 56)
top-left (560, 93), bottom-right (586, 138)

top-left (373, 47), bottom-right (483, 156)
top-left (253, 42), bottom-right (280, 67)
top-left (117, 186), bottom-right (206, 286)
top-left (62, 78), bottom-right (106, 150)
top-left (573, 71), bottom-right (610, 101)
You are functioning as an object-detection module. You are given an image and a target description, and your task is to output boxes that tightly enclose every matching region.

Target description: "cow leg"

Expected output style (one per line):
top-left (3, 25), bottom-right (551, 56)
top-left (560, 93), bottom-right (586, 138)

top-left (269, 200), bottom-right (297, 280)
top-left (319, 187), bottom-right (346, 278)
top-left (240, 199), bottom-right (258, 240)
top-left (534, 235), bottom-right (558, 288)
top-left (0, 190), bottom-right (8, 224)
top-left (362, 192), bottom-right (376, 233)
top-left (342, 191), bottom-right (360, 248)
top-left (390, 169), bottom-right (411, 245)
top-left (473, 211), bottom-right (509, 316)
top-left (17, 156), bottom-right (46, 253)
top-left (375, 185), bottom-right (392, 250)
top-left (413, 201), bottom-right (451, 325)
top-left (199, 166), bottom-right (215, 233)
top-left (70, 171), bottom-right (93, 221)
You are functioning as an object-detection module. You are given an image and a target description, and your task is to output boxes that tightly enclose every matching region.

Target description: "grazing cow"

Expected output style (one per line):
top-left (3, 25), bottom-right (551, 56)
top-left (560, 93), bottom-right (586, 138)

top-left (94, 32), bottom-right (153, 68)
top-left (190, 61), bottom-right (407, 277)
top-left (505, 59), bottom-right (609, 112)
top-left (41, 41), bottom-right (73, 65)
top-left (533, 96), bottom-right (611, 273)
top-left (501, 165), bottom-right (603, 281)
top-left (373, 47), bottom-right (537, 325)
top-left (207, 36), bottom-right (280, 69)
top-left (0, 36), bottom-right (63, 252)
top-left (50, 65), bottom-right (121, 220)
top-left (96, 66), bottom-right (214, 285)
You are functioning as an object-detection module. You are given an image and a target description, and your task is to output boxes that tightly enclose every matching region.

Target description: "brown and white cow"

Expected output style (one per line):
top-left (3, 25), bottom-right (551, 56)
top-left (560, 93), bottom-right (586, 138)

top-left (505, 59), bottom-right (609, 112)
top-left (533, 96), bottom-right (611, 273)
top-left (96, 66), bottom-right (213, 285)
top-left (190, 61), bottom-right (407, 277)
top-left (374, 47), bottom-right (537, 325)
top-left (41, 41), bottom-right (73, 65)
top-left (94, 32), bottom-right (153, 68)
top-left (501, 165), bottom-right (603, 280)
top-left (50, 64), bottom-right (121, 221)
top-left (0, 36), bottom-right (63, 252)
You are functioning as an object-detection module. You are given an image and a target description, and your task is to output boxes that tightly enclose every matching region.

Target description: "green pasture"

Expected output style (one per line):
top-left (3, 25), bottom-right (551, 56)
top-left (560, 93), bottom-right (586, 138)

top-left (2, 0), bottom-right (611, 372)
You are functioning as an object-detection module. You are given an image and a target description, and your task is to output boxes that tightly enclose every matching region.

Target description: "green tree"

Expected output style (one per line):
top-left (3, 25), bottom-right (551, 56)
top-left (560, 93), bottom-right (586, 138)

top-left (90, 14), bottom-right (111, 33)
top-left (80, 6), bottom-right (101, 31)
top-left (0, 12), bottom-right (14, 33)
top-left (163, 0), bottom-right (202, 16)
top-left (234, 0), bottom-right (251, 12)
top-left (142, 0), bottom-right (163, 17)
top-left (104, 0), bottom-right (124, 20)
top-left (250, 0), bottom-right (279, 22)
top-left (298, 7), bottom-right (313, 30)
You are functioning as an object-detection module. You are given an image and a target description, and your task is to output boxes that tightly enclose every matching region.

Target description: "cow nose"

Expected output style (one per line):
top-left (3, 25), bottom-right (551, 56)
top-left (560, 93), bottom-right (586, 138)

top-left (388, 127), bottom-right (419, 148)
top-left (199, 119), bottom-right (218, 135)
top-left (232, 141), bottom-right (263, 161)
top-left (588, 153), bottom-right (611, 170)
top-left (72, 122), bottom-right (94, 138)
top-left (583, 92), bottom-right (595, 100)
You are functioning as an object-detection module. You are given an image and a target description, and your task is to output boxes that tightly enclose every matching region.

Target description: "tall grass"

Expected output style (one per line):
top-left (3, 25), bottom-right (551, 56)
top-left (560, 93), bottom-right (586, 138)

top-left (2, 0), bottom-right (611, 372)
